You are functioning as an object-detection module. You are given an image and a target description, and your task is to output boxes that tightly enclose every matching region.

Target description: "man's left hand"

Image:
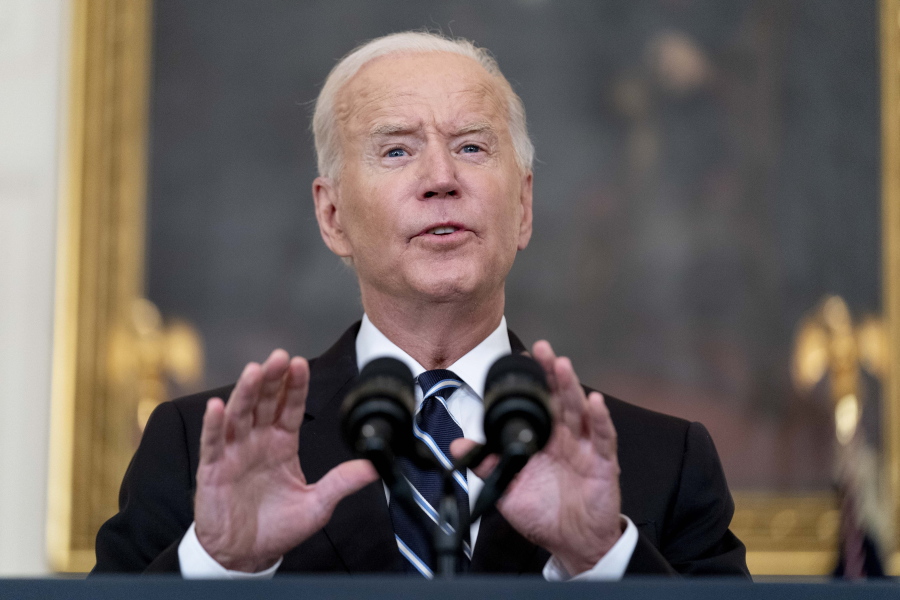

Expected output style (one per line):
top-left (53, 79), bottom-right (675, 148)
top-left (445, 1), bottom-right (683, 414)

top-left (452, 340), bottom-right (623, 576)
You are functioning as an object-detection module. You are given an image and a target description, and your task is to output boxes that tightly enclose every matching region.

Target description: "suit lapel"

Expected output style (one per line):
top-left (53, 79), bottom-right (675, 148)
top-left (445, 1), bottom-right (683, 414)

top-left (297, 322), bottom-right (403, 573)
top-left (296, 324), bottom-right (540, 573)
top-left (508, 329), bottom-right (527, 355)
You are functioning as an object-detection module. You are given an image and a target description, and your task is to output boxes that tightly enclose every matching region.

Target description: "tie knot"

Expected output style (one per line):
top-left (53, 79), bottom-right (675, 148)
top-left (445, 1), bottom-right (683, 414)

top-left (417, 369), bottom-right (463, 401)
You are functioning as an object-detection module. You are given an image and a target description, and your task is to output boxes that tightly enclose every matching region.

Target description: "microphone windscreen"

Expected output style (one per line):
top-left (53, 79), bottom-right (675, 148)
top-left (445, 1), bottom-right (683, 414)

top-left (485, 354), bottom-right (548, 399)
top-left (341, 356), bottom-right (416, 457)
top-left (482, 353), bottom-right (552, 454)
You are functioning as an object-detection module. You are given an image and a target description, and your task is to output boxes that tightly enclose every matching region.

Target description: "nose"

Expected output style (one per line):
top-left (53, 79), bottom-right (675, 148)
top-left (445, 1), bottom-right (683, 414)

top-left (417, 144), bottom-right (459, 200)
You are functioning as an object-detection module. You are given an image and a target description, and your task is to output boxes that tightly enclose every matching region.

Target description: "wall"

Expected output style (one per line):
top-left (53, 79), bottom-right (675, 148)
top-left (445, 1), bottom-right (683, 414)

top-left (0, 0), bottom-right (68, 575)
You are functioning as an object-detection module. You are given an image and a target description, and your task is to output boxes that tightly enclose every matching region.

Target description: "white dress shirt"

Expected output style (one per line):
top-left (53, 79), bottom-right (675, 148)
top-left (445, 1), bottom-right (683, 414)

top-left (179, 315), bottom-right (637, 579)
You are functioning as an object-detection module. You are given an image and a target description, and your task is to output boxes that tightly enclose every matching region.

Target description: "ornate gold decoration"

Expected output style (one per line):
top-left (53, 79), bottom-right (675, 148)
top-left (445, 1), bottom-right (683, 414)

top-left (790, 296), bottom-right (892, 564)
top-left (735, 296), bottom-right (887, 576)
top-left (46, 0), bottom-right (180, 573)
top-left (734, 492), bottom-right (841, 575)
top-left (109, 298), bottom-right (203, 432)
top-left (791, 296), bottom-right (887, 444)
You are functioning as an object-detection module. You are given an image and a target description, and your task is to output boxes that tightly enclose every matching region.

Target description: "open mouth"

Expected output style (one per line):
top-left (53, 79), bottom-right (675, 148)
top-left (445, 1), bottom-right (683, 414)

top-left (426, 226), bottom-right (459, 235)
top-left (412, 222), bottom-right (470, 242)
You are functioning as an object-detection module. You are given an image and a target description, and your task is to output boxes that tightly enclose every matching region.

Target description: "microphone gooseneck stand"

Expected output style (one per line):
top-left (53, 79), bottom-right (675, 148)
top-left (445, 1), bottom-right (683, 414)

top-left (435, 470), bottom-right (463, 577)
top-left (343, 354), bottom-right (553, 579)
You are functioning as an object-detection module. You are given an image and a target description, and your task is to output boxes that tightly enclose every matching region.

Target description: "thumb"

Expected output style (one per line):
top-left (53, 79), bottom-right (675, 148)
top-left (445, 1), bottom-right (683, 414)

top-left (450, 438), bottom-right (500, 480)
top-left (312, 459), bottom-right (379, 513)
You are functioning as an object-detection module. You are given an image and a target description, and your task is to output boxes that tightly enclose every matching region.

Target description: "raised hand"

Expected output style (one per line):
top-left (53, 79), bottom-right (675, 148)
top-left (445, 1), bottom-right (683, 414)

top-left (194, 349), bottom-right (378, 572)
top-left (453, 341), bottom-right (623, 576)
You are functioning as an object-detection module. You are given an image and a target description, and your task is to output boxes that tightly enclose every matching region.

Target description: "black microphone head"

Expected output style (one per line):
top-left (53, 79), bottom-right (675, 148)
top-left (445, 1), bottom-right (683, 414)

top-left (483, 354), bottom-right (552, 455)
top-left (485, 353), bottom-right (548, 393)
top-left (341, 357), bottom-right (416, 458)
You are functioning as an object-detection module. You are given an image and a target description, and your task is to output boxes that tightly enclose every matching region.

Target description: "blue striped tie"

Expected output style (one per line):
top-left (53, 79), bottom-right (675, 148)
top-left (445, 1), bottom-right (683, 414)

top-left (389, 369), bottom-right (471, 578)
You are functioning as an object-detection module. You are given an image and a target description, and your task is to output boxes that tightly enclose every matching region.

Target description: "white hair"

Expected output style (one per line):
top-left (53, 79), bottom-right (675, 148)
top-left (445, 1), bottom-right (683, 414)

top-left (312, 31), bottom-right (534, 179)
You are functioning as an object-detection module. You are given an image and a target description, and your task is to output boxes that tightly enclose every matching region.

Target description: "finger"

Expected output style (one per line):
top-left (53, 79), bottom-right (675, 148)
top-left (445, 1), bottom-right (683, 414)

top-left (554, 356), bottom-right (589, 434)
top-left (449, 437), bottom-right (478, 459)
top-left (588, 391), bottom-right (617, 459)
top-left (226, 362), bottom-right (262, 440)
top-left (312, 458), bottom-right (380, 516)
top-left (450, 438), bottom-right (499, 480)
top-left (470, 454), bottom-right (500, 480)
top-left (531, 340), bottom-right (559, 392)
top-left (253, 349), bottom-right (290, 427)
top-left (200, 398), bottom-right (226, 464)
top-left (533, 341), bottom-right (586, 435)
top-left (277, 356), bottom-right (310, 431)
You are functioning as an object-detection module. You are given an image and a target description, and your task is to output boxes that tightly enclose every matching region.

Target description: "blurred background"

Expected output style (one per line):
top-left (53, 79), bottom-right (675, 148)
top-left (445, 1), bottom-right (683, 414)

top-left (147, 0), bottom-right (879, 492)
top-left (0, 0), bottom-right (895, 577)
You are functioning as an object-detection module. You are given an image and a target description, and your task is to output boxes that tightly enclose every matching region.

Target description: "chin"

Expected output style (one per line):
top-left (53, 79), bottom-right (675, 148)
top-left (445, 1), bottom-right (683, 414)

top-left (414, 279), bottom-right (475, 303)
top-left (405, 268), bottom-right (475, 299)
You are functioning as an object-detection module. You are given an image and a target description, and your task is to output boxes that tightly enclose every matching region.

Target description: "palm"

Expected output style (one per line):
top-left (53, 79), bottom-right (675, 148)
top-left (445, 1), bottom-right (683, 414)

top-left (487, 341), bottom-right (623, 575)
top-left (498, 420), bottom-right (620, 558)
top-left (194, 351), bottom-right (376, 572)
top-left (197, 419), bottom-right (308, 561)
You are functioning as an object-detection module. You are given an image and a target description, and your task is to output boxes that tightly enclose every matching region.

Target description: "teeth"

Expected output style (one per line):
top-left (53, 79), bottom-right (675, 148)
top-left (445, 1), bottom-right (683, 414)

top-left (428, 226), bottom-right (457, 235)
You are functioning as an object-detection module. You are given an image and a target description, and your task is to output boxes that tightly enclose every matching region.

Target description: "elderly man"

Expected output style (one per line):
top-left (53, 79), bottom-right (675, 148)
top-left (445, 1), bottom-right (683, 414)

top-left (93, 31), bottom-right (748, 579)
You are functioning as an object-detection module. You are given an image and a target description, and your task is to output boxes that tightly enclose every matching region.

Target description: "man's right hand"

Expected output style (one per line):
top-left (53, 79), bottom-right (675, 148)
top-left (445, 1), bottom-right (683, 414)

top-left (193, 349), bottom-right (378, 572)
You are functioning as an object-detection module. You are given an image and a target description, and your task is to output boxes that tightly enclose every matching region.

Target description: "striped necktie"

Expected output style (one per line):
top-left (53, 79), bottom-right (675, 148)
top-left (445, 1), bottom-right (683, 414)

top-left (389, 369), bottom-right (471, 578)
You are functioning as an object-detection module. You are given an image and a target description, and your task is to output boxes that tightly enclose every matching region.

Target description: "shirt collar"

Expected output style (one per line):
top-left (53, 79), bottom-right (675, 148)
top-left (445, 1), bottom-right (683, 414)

top-left (355, 314), bottom-right (512, 399)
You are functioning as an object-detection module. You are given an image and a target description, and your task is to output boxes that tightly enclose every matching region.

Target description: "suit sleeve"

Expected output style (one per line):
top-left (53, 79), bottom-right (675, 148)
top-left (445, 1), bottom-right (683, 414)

top-left (91, 401), bottom-right (194, 574)
top-left (626, 421), bottom-right (750, 577)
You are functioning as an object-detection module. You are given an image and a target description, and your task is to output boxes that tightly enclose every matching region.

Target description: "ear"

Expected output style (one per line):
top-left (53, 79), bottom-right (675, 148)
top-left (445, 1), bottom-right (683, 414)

top-left (517, 170), bottom-right (534, 251)
top-left (312, 176), bottom-right (353, 258)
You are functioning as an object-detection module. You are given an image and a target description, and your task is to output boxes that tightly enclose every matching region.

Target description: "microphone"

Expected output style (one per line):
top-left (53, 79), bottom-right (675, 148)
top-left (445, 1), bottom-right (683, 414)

top-left (469, 353), bottom-right (552, 520)
top-left (341, 357), bottom-right (416, 484)
top-left (483, 354), bottom-right (553, 457)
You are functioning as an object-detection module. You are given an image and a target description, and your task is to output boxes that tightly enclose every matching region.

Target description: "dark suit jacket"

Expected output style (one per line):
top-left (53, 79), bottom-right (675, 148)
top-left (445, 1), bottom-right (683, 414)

top-left (92, 322), bottom-right (749, 577)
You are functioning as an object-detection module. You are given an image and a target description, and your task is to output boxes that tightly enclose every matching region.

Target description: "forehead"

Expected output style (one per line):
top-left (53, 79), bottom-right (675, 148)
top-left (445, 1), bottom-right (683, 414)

top-left (334, 52), bottom-right (509, 137)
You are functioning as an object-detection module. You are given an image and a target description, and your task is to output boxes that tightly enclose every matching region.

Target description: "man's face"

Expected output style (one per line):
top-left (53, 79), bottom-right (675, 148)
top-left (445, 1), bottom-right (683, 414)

top-left (313, 52), bottom-right (533, 306)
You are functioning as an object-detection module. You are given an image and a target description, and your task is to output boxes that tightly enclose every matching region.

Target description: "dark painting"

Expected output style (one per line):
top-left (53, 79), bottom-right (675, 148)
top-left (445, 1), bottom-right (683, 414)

top-left (145, 0), bottom-right (881, 491)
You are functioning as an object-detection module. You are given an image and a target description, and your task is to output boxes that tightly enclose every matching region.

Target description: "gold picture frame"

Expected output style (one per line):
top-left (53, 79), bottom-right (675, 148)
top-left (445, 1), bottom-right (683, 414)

top-left (880, 0), bottom-right (900, 574)
top-left (46, 0), bottom-right (900, 575)
top-left (47, 0), bottom-right (153, 572)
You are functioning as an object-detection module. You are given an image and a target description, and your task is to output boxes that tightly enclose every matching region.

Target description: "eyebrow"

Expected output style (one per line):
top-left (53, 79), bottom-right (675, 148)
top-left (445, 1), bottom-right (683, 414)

top-left (368, 121), bottom-right (498, 138)
top-left (369, 123), bottom-right (418, 137)
top-left (451, 121), bottom-right (496, 137)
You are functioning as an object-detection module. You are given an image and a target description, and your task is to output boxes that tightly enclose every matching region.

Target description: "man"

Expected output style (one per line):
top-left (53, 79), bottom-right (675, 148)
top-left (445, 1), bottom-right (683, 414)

top-left (93, 31), bottom-right (749, 579)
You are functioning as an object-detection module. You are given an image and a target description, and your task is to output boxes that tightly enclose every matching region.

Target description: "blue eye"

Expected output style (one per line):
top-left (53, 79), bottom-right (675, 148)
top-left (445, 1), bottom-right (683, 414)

top-left (386, 148), bottom-right (407, 158)
top-left (461, 144), bottom-right (481, 153)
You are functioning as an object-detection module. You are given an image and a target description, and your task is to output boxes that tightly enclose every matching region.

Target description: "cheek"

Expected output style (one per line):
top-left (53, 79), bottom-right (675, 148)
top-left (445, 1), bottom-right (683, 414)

top-left (342, 178), bottom-right (407, 243)
top-left (484, 181), bottom-right (524, 239)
